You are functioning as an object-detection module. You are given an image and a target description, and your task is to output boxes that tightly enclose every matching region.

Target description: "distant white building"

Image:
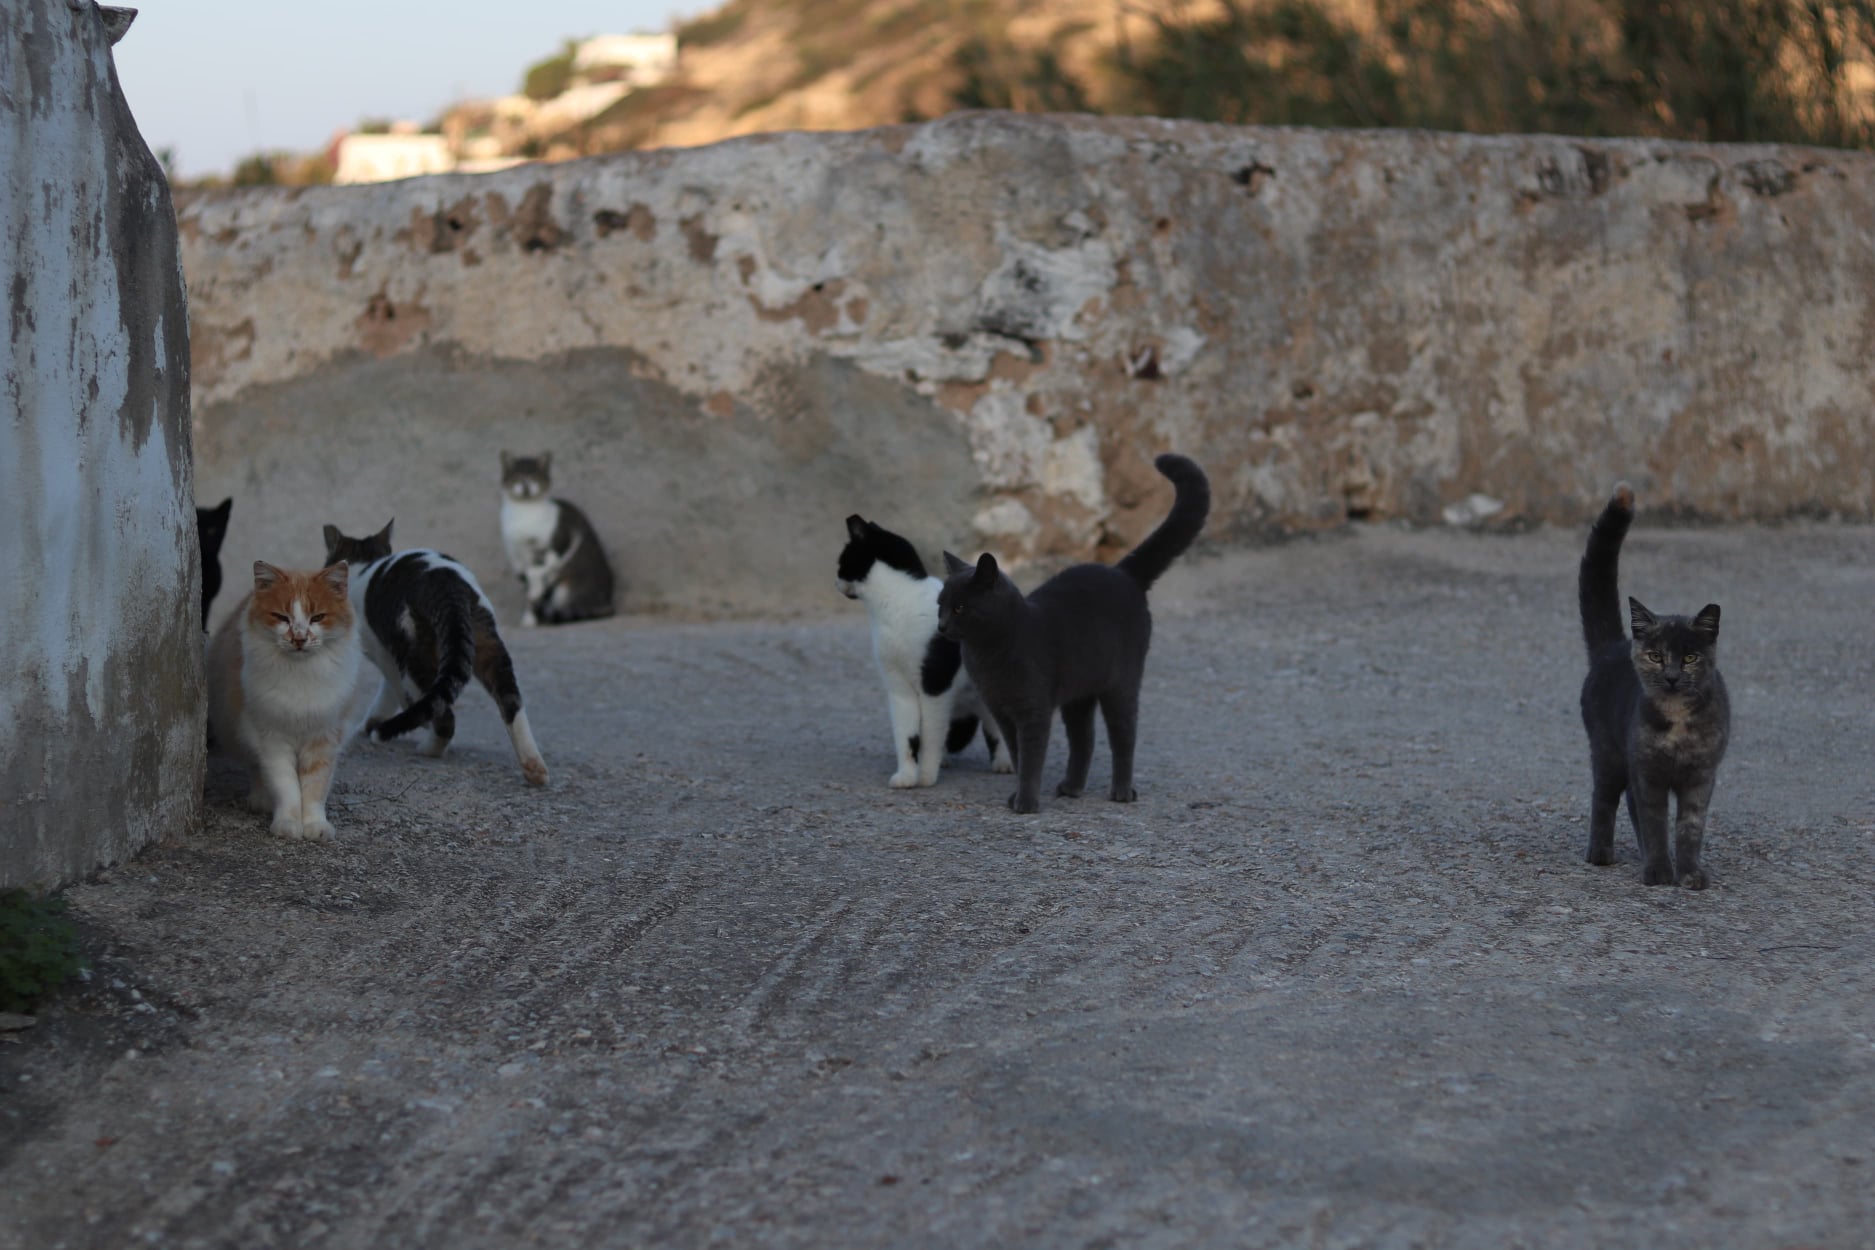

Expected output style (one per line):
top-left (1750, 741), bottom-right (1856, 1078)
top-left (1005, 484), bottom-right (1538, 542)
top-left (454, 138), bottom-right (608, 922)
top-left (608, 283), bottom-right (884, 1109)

top-left (572, 33), bottom-right (677, 86)
top-left (334, 132), bottom-right (454, 184)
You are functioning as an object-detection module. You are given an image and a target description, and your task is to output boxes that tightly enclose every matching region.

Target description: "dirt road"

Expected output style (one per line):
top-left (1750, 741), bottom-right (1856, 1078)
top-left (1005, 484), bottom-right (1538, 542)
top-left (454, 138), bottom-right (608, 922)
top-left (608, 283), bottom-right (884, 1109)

top-left (4, 521), bottom-right (1872, 1249)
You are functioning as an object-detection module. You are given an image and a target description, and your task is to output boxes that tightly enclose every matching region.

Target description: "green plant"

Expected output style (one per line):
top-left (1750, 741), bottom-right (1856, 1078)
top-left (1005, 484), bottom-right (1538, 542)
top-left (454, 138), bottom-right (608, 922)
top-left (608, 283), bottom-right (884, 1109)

top-left (522, 40), bottom-right (579, 101)
top-left (231, 152), bottom-right (277, 186)
top-left (949, 35), bottom-right (1093, 112)
top-left (1108, 0), bottom-right (1875, 149)
top-left (0, 890), bottom-right (84, 1013)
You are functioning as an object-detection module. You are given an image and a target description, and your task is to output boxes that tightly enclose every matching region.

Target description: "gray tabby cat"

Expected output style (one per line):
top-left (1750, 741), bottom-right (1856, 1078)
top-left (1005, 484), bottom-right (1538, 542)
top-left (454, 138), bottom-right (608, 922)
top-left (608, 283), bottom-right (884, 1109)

top-left (499, 451), bottom-right (617, 627)
top-left (1578, 482), bottom-right (1730, 888)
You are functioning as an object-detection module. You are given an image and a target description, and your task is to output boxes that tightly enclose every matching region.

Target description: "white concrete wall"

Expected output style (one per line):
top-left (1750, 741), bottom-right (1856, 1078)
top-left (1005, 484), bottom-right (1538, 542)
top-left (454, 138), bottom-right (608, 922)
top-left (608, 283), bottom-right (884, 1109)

top-left (1, 0), bottom-right (201, 887)
top-left (180, 114), bottom-right (1875, 620)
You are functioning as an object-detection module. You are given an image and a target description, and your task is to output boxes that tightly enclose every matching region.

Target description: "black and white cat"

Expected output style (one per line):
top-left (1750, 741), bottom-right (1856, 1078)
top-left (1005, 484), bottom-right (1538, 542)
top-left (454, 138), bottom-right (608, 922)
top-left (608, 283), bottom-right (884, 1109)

top-left (938, 454), bottom-right (1210, 813)
top-left (196, 496), bottom-right (232, 629)
top-left (1578, 482), bottom-right (1730, 888)
top-left (838, 516), bottom-right (1013, 788)
top-left (322, 519), bottom-right (549, 787)
top-left (499, 451), bottom-right (616, 627)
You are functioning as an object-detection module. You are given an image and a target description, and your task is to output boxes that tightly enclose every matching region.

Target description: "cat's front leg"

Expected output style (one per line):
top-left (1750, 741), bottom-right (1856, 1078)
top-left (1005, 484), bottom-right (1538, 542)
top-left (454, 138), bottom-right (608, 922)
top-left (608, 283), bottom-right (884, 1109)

top-left (1629, 776), bottom-right (1674, 886)
top-left (1672, 775), bottom-right (1718, 890)
top-left (295, 735), bottom-right (341, 842)
top-left (915, 687), bottom-right (957, 787)
top-left (885, 684), bottom-right (922, 788)
top-left (255, 742), bottom-right (305, 839)
top-left (1009, 717), bottom-right (1052, 813)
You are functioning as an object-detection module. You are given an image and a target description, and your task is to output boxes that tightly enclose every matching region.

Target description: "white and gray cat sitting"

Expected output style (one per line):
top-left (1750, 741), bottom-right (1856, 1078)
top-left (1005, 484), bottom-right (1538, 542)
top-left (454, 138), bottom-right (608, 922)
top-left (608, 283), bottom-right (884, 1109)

top-left (500, 451), bottom-right (617, 627)
top-left (838, 515), bottom-right (1013, 788)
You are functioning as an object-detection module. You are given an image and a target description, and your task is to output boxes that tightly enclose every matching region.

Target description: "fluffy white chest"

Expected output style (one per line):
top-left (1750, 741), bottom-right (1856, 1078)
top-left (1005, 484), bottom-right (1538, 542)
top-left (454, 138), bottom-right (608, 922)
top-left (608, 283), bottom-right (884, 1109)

top-left (501, 497), bottom-right (558, 572)
top-left (239, 631), bottom-right (369, 735)
top-left (862, 568), bottom-right (941, 673)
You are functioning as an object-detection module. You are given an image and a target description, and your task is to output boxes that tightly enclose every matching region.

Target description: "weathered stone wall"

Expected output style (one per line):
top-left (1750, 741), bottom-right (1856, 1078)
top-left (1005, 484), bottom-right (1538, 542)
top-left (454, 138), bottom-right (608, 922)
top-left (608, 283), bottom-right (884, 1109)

top-left (181, 114), bottom-right (1875, 620)
top-left (2, 0), bottom-right (201, 888)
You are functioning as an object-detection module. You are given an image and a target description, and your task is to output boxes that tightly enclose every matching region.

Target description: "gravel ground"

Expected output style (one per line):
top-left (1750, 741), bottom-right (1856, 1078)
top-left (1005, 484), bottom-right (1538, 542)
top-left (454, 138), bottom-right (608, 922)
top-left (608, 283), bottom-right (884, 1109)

top-left (3, 521), bottom-right (1872, 1250)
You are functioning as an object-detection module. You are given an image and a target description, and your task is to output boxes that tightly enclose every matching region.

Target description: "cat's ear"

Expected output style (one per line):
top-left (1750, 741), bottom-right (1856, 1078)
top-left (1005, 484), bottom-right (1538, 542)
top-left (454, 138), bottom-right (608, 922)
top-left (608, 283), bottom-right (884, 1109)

top-left (253, 561), bottom-right (285, 590)
top-left (846, 514), bottom-right (870, 542)
top-left (321, 523), bottom-right (343, 553)
top-left (1628, 597), bottom-right (1657, 637)
top-left (942, 551), bottom-right (972, 577)
top-left (317, 562), bottom-right (350, 596)
top-left (209, 497), bottom-right (231, 523)
top-left (972, 553), bottom-right (999, 588)
top-left (374, 518), bottom-right (395, 546)
top-left (1693, 603), bottom-right (1721, 640)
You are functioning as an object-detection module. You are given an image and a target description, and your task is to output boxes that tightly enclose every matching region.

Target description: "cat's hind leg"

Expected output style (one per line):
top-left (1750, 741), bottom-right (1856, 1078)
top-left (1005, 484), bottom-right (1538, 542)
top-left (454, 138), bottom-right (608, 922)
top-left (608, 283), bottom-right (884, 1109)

top-left (295, 733), bottom-right (343, 842)
top-left (470, 615), bottom-right (548, 786)
top-left (421, 704), bottom-right (457, 759)
top-left (1099, 686), bottom-right (1140, 802)
top-left (983, 721), bottom-right (1014, 774)
top-left (1055, 697), bottom-right (1097, 798)
top-left (1584, 763), bottom-right (1624, 866)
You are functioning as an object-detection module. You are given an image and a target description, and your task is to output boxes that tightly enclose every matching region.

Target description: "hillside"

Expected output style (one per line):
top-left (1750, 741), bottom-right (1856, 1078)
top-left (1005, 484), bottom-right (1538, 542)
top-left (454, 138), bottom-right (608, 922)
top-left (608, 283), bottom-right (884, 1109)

top-left (554, 0), bottom-right (1156, 155)
top-left (511, 0), bottom-right (1875, 162)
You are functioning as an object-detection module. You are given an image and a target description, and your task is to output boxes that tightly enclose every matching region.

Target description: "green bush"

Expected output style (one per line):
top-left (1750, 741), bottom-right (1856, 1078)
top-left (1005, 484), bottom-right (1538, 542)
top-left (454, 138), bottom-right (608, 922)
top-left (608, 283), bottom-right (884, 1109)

top-left (677, 6), bottom-right (748, 48)
top-left (0, 890), bottom-right (84, 1013)
top-left (523, 43), bottom-right (578, 101)
top-left (1108, 0), bottom-right (1875, 149)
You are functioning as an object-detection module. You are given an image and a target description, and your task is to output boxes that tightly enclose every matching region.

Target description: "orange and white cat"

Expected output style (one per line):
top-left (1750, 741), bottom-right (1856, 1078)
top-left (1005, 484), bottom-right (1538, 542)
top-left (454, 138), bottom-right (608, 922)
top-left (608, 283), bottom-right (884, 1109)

top-left (206, 561), bottom-right (381, 841)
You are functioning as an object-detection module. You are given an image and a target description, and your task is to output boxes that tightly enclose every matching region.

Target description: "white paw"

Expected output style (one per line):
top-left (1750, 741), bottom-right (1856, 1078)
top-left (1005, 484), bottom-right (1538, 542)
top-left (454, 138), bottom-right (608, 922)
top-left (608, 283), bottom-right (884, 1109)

top-left (421, 735), bottom-right (450, 759)
top-left (991, 754), bottom-right (1015, 775)
top-left (918, 768), bottom-right (942, 788)
top-left (889, 768), bottom-right (920, 789)
top-left (269, 814), bottom-right (303, 840)
top-left (300, 818), bottom-right (335, 842)
top-left (521, 756), bottom-right (549, 787)
top-left (521, 610), bottom-right (538, 628)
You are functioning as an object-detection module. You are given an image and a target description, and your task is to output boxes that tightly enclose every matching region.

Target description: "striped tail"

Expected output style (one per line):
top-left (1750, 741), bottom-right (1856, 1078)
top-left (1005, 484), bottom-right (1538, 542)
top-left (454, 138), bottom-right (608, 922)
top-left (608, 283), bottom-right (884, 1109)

top-left (1578, 482), bottom-right (1635, 655)
top-left (1117, 454), bottom-right (1211, 591)
top-left (373, 606), bottom-right (475, 741)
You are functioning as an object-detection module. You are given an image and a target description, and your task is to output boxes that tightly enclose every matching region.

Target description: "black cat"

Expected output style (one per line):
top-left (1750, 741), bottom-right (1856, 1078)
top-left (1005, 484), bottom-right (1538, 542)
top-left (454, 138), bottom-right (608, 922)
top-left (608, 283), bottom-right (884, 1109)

top-left (323, 520), bottom-right (549, 787)
top-left (196, 497), bottom-right (232, 629)
top-left (938, 454), bottom-right (1210, 813)
top-left (1578, 482), bottom-right (1730, 888)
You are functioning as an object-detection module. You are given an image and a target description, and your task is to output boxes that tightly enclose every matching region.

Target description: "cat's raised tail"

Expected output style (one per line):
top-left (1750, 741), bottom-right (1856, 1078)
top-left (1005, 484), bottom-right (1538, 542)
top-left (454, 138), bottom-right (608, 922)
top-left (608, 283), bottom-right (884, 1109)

top-left (370, 593), bottom-right (476, 742)
top-left (1578, 481), bottom-right (1635, 654)
top-left (1116, 454), bottom-right (1211, 590)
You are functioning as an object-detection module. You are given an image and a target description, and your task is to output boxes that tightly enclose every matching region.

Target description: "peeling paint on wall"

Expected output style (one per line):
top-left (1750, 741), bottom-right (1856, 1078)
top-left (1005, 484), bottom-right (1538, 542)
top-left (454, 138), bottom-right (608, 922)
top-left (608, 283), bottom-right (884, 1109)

top-left (1, 0), bottom-right (202, 887)
top-left (181, 114), bottom-right (1875, 617)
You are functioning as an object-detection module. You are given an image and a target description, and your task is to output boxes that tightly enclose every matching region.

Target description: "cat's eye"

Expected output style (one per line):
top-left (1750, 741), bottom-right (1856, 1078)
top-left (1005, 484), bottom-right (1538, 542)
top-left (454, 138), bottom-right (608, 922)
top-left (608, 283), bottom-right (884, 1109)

top-left (309, 613), bottom-right (327, 624)
top-left (1643, 650), bottom-right (1662, 663)
top-left (951, 604), bottom-right (963, 615)
top-left (272, 613), bottom-right (290, 623)
top-left (1683, 654), bottom-right (1700, 664)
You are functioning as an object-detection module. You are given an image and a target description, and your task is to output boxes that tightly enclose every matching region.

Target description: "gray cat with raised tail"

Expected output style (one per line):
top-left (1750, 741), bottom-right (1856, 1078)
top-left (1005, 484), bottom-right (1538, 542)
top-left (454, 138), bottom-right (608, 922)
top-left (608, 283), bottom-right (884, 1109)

top-left (938, 453), bottom-right (1210, 814)
top-left (1578, 482), bottom-right (1730, 888)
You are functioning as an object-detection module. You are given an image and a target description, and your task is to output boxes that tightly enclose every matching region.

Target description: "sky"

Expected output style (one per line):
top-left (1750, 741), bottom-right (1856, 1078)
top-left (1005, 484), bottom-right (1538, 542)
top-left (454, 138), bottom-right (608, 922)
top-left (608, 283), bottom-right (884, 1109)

top-left (113, 1), bottom-right (714, 180)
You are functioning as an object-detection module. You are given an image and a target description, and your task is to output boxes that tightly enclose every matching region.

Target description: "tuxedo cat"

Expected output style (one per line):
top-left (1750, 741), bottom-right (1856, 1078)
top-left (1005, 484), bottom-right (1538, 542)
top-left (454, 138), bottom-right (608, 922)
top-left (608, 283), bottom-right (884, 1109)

top-left (196, 497), bottom-right (232, 629)
top-left (206, 560), bottom-right (380, 841)
top-left (938, 454), bottom-right (1210, 813)
top-left (323, 520), bottom-right (549, 787)
top-left (838, 515), bottom-right (1013, 787)
top-left (500, 451), bottom-right (616, 626)
top-left (1578, 482), bottom-right (1730, 888)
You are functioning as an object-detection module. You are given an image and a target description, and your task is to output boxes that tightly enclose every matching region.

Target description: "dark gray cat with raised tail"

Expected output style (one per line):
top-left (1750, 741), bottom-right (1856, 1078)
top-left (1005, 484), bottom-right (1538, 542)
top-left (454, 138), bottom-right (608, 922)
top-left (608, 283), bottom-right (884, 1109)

top-left (1578, 482), bottom-right (1730, 888)
top-left (938, 453), bottom-right (1210, 814)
